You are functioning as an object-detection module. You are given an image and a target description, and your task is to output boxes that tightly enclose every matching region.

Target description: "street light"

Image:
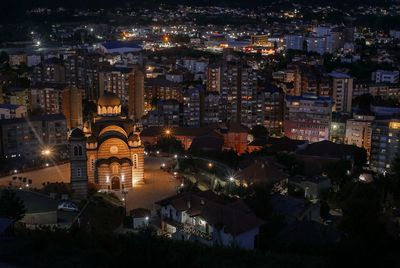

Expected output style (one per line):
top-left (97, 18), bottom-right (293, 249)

top-left (229, 177), bottom-right (235, 195)
top-left (174, 154), bottom-right (178, 159)
top-left (41, 148), bottom-right (51, 156)
top-left (165, 129), bottom-right (171, 135)
top-left (122, 190), bottom-right (128, 216)
top-left (208, 163), bottom-right (213, 168)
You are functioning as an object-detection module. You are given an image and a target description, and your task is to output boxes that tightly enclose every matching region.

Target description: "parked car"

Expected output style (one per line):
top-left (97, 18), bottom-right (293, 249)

top-left (57, 202), bottom-right (79, 212)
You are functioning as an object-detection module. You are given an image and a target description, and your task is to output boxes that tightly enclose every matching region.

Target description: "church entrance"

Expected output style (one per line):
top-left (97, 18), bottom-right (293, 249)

top-left (111, 176), bottom-right (120, 190)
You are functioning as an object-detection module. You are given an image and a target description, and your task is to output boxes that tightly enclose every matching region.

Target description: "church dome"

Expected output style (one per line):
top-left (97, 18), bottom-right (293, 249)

top-left (70, 128), bottom-right (84, 138)
top-left (128, 133), bottom-right (140, 142)
top-left (87, 135), bottom-right (97, 143)
top-left (98, 92), bottom-right (121, 107)
top-left (97, 92), bottom-right (122, 116)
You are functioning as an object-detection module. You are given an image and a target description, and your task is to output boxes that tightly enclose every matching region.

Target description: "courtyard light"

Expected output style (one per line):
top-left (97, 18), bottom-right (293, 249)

top-left (174, 154), bottom-right (178, 159)
top-left (229, 177), bottom-right (234, 182)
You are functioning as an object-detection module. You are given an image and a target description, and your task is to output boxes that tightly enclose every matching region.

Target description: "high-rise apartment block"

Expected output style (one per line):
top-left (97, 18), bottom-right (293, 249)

top-left (284, 94), bottom-right (332, 142)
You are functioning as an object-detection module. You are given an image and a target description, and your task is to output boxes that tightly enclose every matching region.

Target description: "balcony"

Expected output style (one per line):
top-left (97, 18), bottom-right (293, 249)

top-left (162, 217), bottom-right (212, 240)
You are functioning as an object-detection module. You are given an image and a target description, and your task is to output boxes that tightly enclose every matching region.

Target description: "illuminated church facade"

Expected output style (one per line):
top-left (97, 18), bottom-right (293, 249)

top-left (69, 93), bottom-right (144, 199)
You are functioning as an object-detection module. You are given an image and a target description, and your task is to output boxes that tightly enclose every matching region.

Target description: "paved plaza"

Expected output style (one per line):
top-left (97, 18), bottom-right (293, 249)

top-left (0, 156), bottom-right (180, 211)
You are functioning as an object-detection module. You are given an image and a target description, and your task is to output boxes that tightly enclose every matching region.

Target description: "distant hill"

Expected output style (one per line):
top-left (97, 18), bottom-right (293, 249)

top-left (0, 0), bottom-right (393, 22)
top-left (1, 0), bottom-right (393, 10)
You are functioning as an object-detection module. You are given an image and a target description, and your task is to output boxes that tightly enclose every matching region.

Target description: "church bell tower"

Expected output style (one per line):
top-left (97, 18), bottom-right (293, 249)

top-left (69, 128), bottom-right (88, 201)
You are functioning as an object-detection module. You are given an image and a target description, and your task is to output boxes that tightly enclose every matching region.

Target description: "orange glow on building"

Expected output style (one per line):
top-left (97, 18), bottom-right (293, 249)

top-left (163, 35), bottom-right (170, 43)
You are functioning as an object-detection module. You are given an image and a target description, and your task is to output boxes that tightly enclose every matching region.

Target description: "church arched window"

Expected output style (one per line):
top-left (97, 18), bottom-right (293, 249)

top-left (74, 146), bottom-right (78, 156)
top-left (78, 146), bottom-right (83, 156)
top-left (112, 165), bottom-right (119, 174)
top-left (132, 154), bottom-right (138, 169)
top-left (90, 157), bottom-right (95, 171)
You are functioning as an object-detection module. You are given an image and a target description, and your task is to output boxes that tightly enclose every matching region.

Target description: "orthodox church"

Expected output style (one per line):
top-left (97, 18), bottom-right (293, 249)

top-left (69, 93), bottom-right (144, 200)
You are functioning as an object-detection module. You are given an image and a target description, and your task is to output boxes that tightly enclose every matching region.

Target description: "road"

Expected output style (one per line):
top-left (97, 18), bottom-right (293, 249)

top-left (0, 157), bottom-right (179, 212)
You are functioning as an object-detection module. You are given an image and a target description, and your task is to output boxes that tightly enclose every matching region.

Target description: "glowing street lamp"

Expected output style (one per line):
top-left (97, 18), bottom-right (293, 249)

top-left (208, 163), bottom-right (213, 168)
top-left (122, 190), bottom-right (128, 216)
top-left (41, 149), bottom-right (51, 156)
top-left (174, 154), bottom-right (178, 159)
top-left (165, 129), bottom-right (171, 135)
top-left (229, 177), bottom-right (234, 182)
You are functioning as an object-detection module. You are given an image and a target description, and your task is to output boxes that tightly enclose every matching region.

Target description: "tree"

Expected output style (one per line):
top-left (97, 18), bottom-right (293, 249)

top-left (83, 100), bottom-right (97, 118)
top-left (339, 183), bottom-right (382, 239)
top-left (325, 160), bottom-right (351, 190)
top-left (385, 155), bottom-right (400, 206)
top-left (249, 125), bottom-right (268, 139)
top-left (320, 200), bottom-right (330, 220)
top-left (156, 136), bottom-right (184, 153)
top-left (0, 51), bottom-right (9, 65)
top-left (0, 189), bottom-right (26, 220)
top-left (150, 97), bottom-right (159, 110)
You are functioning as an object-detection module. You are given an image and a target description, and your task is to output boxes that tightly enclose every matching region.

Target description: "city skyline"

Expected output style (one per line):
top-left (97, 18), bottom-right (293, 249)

top-left (0, 0), bottom-right (399, 267)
